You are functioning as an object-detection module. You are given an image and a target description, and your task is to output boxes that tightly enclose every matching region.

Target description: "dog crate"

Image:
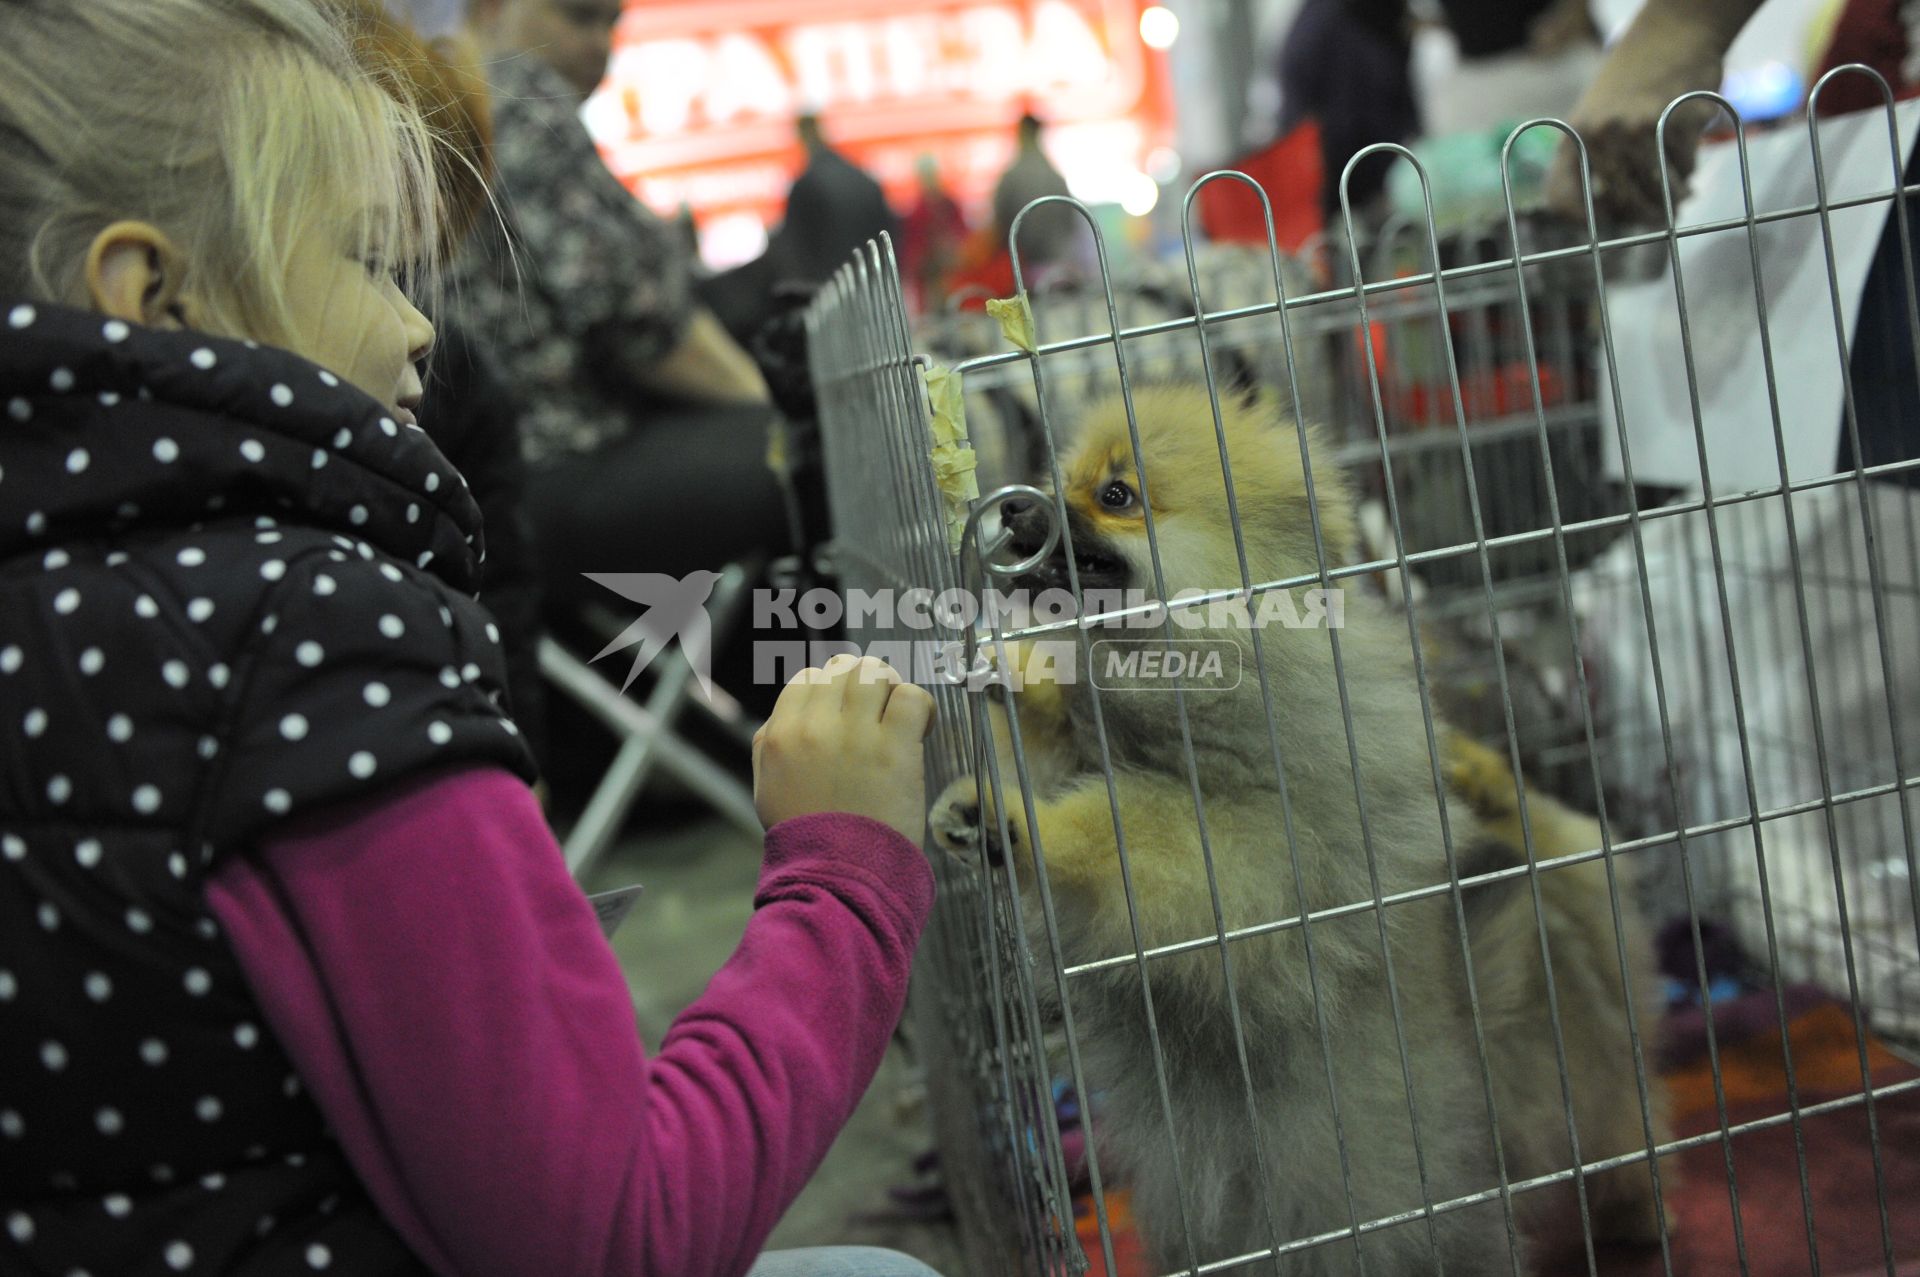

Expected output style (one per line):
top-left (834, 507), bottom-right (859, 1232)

top-left (807, 76), bottom-right (1920, 1277)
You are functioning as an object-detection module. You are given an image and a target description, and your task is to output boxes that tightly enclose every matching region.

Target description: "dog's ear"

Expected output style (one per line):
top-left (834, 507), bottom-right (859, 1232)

top-left (1209, 354), bottom-right (1264, 411)
top-left (1228, 376), bottom-right (1267, 415)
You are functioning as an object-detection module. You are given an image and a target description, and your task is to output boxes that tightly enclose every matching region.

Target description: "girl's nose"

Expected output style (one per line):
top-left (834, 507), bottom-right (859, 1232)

top-left (405, 300), bottom-right (435, 367)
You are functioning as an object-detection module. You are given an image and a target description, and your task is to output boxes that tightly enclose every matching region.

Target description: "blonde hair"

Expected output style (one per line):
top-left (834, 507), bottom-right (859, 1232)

top-left (0, 0), bottom-right (447, 349)
top-left (337, 0), bottom-right (495, 259)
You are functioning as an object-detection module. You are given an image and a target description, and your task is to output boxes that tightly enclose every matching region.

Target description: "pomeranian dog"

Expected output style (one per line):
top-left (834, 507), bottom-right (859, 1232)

top-left (932, 383), bottom-right (1669, 1275)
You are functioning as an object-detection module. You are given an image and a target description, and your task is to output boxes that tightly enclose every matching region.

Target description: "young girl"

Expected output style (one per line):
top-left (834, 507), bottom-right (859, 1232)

top-left (0, 3), bottom-right (941, 1275)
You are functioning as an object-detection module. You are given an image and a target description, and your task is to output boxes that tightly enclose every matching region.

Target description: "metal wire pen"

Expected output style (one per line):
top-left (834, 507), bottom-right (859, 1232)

top-left (807, 72), bottom-right (1920, 1276)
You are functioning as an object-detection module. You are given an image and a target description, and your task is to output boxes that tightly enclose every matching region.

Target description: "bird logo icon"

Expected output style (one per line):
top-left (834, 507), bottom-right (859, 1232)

top-left (582, 570), bottom-right (723, 700)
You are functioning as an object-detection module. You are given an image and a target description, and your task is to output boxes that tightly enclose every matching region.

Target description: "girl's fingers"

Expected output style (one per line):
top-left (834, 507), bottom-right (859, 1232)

top-left (840, 655), bottom-right (902, 720)
top-left (883, 681), bottom-right (937, 741)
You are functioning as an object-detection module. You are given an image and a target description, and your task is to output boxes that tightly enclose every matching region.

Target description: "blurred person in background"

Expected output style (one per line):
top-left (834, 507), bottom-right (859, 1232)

top-left (1277, 0), bottom-right (1422, 216)
top-left (703, 112), bottom-right (896, 342)
top-left (899, 155), bottom-right (970, 312)
top-left (455, 0), bottom-right (791, 617)
top-left (768, 113), bottom-right (896, 287)
top-left (991, 112), bottom-right (1082, 275)
top-left (943, 111), bottom-right (1082, 302)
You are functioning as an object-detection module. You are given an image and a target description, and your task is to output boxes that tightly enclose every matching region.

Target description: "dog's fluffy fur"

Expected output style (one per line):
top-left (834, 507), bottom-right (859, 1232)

top-left (932, 384), bottom-right (1669, 1274)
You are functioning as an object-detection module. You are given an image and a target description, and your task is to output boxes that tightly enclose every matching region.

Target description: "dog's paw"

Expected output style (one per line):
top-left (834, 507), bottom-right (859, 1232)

top-left (930, 777), bottom-right (983, 854)
top-left (930, 776), bottom-right (1020, 867)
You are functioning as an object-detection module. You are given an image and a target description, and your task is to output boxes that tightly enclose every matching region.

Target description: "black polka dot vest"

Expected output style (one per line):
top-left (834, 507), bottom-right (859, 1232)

top-left (0, 300), bottom-right (537, 1274)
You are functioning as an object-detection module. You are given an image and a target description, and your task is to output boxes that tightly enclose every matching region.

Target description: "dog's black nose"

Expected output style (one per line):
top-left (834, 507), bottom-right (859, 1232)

top-left (1001, 498), bottom-right (1052, 557)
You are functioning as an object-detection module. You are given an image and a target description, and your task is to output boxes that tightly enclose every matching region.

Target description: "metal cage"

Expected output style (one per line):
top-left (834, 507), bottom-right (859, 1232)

top-left (807, 74), bottom-right (1920, 1277)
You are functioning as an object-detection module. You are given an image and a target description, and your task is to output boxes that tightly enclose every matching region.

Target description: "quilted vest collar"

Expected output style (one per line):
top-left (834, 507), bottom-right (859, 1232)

top-left (0, 299), bottom-right (484, 590)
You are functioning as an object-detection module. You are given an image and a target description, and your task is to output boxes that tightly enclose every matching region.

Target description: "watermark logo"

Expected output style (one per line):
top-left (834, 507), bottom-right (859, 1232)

top-left (752, 584), bottom-right (1343, 634)
top-left (1090, 640), bottom-right (1242, 691)
top-left (583, 571), bottom-right (721, 699)
top-left (581, 574), bottom-right (1339, 694)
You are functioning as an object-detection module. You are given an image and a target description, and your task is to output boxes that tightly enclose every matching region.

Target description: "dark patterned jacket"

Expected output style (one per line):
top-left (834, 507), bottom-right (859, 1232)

top-left (0, 300), bottom-right (535, 1274)
top-left (451, 54), bottom-right (694, 466)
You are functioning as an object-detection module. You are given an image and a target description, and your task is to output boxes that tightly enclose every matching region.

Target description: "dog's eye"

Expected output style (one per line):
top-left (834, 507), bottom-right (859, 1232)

top-left (1099, 480), bottom-right (1135, 510)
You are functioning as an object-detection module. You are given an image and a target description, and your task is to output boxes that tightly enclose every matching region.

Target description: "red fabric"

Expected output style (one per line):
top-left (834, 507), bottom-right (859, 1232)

top-left (943, 231), bottom-right (1019, 311)
top-left (899, 190), bottom-right (971, 312)
top-left (1074, 1186), bottom-right (1150, 1277)
top-left (207, 766), bottom-right (934, 1277)
top-left (1194, 120), bottom-right (1327, 253)
top-left (1072, 1002), bottom-right (1920, 1276)
top-left (1814, 0), bottom-right (1912, 117)
top-left (1541, 1002), bottom-right (1920, 1276)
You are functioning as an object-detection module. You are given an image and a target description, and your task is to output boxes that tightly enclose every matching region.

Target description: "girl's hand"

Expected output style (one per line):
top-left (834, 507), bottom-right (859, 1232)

top-left (752, 654), bottom-right (937, 844)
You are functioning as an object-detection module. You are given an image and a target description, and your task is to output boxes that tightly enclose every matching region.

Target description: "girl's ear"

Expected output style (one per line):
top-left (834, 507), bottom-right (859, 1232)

top-left (84, 222), bottom-right (195, 330)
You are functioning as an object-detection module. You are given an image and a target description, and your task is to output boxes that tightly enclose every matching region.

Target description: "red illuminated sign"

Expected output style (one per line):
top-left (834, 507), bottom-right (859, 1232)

top-left (582, 0), bottom-right (1176, 264)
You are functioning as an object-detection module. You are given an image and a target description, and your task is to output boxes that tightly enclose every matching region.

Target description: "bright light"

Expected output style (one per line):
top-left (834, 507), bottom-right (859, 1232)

top-left (1120, 170), bottom-right (1160, 217)
top-left (698, 213), bottom-right (770, 270)
top-left (1146, 146), bottom-right (1182, 183)
top-left (1139, 5), bottom-right (1179, 50)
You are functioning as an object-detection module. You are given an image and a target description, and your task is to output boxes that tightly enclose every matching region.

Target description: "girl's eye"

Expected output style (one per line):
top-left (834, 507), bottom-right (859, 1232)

top-left (1100, 480), bottom-right (1135, 510)
top-left (360, 253), bottom-right (405, 284)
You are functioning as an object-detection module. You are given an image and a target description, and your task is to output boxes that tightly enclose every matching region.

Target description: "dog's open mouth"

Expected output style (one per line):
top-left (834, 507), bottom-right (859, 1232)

top-left (983, 827), bottom-right (1006, 870)
top-left (1013, 546), bottom-right (1129, 599)
top-left (996, 495), bottom-right (1133, 606)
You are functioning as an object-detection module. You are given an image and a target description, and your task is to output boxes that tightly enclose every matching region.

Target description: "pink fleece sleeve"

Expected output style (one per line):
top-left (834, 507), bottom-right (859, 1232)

top-left (204, 766), bottom-right (933, 1277)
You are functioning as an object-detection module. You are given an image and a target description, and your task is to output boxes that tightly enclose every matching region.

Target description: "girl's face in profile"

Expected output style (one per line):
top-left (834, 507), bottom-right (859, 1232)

top-left (279, 203), bottom-right (434, 425)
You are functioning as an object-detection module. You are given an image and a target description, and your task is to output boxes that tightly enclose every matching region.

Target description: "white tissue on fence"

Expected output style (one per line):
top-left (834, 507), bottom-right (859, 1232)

top-left (1598, 99), bottom-right (1920, 493)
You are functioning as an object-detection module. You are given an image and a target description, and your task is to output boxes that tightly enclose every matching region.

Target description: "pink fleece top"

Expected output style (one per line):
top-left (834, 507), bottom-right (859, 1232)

top-left (204, 767), bottom-right (934, 1277)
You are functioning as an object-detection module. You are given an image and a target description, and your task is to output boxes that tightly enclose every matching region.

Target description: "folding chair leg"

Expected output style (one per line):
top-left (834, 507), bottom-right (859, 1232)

top-left (563, 722), bottom-right (763, 876)
top-left (687, 680), bottom-right (760, 750)
top-left (539, 562), bottom-right (772, 878)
